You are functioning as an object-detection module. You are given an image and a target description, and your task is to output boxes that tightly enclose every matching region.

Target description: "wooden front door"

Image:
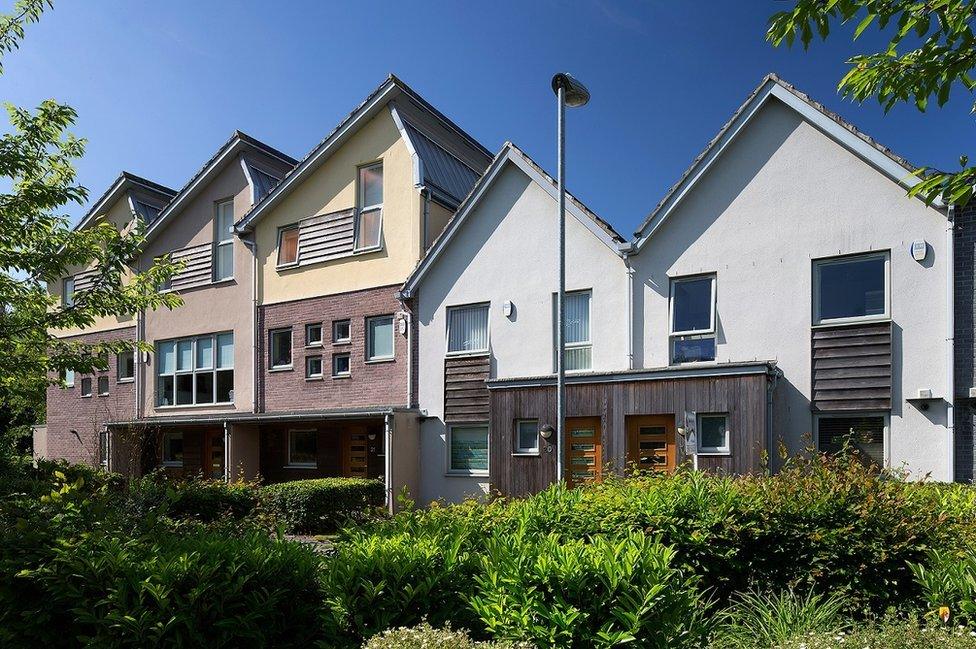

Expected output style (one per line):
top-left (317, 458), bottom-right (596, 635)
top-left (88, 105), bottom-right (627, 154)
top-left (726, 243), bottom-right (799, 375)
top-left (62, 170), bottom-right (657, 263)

top-left (627, 415), bottom-right (676, 474)
top-left (564, 417), bottom-right (602, 488)
top-left (342, 429), bottom-right (369, 478)
top-left (202, 429), bottom-right (225, 480)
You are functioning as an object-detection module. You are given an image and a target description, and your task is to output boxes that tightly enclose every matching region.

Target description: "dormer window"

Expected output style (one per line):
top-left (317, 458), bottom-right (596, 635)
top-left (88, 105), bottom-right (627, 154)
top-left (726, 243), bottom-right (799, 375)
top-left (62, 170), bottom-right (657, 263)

top-left (355, 162), bottom-right (383, 250)
top-left (213, 199), bottom-right (234, 281)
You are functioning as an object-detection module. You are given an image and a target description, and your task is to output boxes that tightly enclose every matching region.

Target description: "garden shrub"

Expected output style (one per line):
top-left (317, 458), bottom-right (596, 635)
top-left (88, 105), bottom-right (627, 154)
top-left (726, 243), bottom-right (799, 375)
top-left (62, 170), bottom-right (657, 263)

top-left (913, 549), bottom-right (976, 626)
top-left (260, 477), bottom-right (384, 533)
top-left (363, 622), bottom-right (531, 648)
top-left (712, 588), bottom-right (848, 648)
top-left (126, 472), bottom-right (259, 523)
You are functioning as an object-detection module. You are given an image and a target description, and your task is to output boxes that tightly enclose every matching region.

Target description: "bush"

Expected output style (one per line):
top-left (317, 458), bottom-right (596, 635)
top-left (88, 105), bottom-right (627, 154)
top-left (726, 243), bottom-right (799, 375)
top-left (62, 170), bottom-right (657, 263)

top-left (713, 589), bottom-right (848, 648)
top-left (126, 472), bottom-right (259, 523)
top-left (260, 477), bottom-right (384, 533)
top-left (913, 549), bottom-right (976, 627)
top-left (364, 622), bottom-right (530, 649)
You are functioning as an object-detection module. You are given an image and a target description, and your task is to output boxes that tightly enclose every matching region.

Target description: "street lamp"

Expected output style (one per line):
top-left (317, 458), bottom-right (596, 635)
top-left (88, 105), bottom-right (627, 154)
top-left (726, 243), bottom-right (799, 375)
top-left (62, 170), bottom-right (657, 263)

top-left (551, 72), bottom-right (590, 485)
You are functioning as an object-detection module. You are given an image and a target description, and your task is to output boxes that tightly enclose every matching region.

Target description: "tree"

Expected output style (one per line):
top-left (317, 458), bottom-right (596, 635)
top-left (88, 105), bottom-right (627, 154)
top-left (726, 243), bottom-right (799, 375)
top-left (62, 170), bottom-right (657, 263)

top-left (767, 0), bottom-right (976, 205)
top-left (0, 0), bottom-right (181, 456)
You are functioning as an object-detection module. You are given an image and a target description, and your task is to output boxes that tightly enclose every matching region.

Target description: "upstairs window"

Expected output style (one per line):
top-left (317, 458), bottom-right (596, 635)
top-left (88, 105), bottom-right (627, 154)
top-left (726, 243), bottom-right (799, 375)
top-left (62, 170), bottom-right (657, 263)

top-left (62, 368), bottom-right (75, 387)
top-left (366, 315), bottom-right (394, 361)
top-left (356, 162), bottom-right (383, 250)
top-left (814, 252), bottom-right (888, 325)
top-left (81, 377), bottom-right (92, 397)
top-left (447, 304), bottom-right (489, 355)
top-left (97, 375), bottom-right (109, 396)
top-left (333, 319), bottom-right (351, 344)
top-left (552, 291), bottom-right (592, 371)
top-left (157, 333), bottom-right (234, 406)
top-left (213, 199), bottom-right (235, 281)
top-left (117, 350), bottom-right (134, 382)
top-left (670, 275), bottom-right (716, 364)
top-left (269, 328), bottom-right (292, 369)
top-left (277, 225), bottom-right (300, 267)
top-left (305, 323), bottom-right (323, 347)
top-left (62, 277), bottom-right (75, 307)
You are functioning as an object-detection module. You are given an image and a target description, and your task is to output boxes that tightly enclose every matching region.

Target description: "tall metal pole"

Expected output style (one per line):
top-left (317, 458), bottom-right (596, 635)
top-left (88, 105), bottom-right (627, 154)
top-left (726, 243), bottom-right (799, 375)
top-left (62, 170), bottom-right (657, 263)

top-left (556, 85), bottom-right (566, 484)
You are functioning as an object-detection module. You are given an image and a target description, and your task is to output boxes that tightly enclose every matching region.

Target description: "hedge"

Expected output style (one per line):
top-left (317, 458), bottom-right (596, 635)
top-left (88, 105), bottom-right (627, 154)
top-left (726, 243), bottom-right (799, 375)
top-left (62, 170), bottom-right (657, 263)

top-left (260, 477), bottom-right (385, 533)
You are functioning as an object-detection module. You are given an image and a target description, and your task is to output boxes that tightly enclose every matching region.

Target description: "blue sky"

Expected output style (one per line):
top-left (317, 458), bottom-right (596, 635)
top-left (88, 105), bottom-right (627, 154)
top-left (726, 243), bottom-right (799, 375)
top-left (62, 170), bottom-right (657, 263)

top-left (2, 0), bottom-right (971, 236)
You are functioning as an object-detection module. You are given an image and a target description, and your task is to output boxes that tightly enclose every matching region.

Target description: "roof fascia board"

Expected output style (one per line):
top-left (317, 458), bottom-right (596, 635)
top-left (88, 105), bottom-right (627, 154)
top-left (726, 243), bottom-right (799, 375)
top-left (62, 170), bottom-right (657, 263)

top-left (239, 155), bottom-right (257, 206)
top-left (236, 82), bottom-right (400, 232)
top-left (75, 174), bottom-right (173, 231)
top-left (389, 102), bottom-right (424, 187)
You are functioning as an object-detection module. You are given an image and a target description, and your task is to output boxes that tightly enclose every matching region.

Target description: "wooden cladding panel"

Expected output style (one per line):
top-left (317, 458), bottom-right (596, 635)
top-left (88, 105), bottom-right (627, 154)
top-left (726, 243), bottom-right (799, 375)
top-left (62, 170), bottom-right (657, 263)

top-left (812, 322), bottom-right (891, 411)
top-left (170, 242), bottom-right (213, 291)
top-left (297, 208), bottom-right (356, 266)
top-left (73, 268), bottom-right (99, 293)
top-left (444, 355), bottom-right (490, 422)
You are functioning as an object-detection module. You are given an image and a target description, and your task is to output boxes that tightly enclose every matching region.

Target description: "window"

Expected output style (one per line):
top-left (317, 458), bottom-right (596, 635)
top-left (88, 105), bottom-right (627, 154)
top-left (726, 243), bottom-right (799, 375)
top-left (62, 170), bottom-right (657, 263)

top-left (287, 429), bottom-right (317, 468)
top-left (80, 377), bottom-right (92, 397)
top-left (305, 323), bottom-right (323, 347)
top-left (366, 315), bottom-right (394, 361)
top-left (333, 319), bottom-right (351, 344)
top-left (306, 355), bottom-right (323, 379)
top-left (670, 275), bottom-right (716, 364)
top-left (99, 430), bottom-right (109, 468)
top-left (447, 304), bottom-right (489, 354)
top-left (552, 291), bottom-right (592, 370)
top-left (697, 414), bottom-right (730, 454)
top-left (448, 424), bottom-right (489, 475)
top-left (277, 225), bottom-right (300, 267)
top-left (814, 253), bottom-right (888, 325)
top-left (333, 353), bottom-right (351, 377)
top-left (97, 375), bottom-right (109, 396)
top-left (356, 162), bottom-right (383, 250)
top-left (117, 350), bottom-right (134, 382)
top-left (269, 328), bottom-right (292, 369)
top-left (213, 199), bottom-right (234, 281)
top-left (515, 419), bottom-right (539, 454)
top-left (63, 368), bottom-right (75, 387)
top-left (62, 277), bottom-right (75, 307)
top-left (817, 415), bottom-right (886, 468)
top-left (156, 333), bottom-right (234, 406)
top-left (162, 432), bottom-right (183, 467)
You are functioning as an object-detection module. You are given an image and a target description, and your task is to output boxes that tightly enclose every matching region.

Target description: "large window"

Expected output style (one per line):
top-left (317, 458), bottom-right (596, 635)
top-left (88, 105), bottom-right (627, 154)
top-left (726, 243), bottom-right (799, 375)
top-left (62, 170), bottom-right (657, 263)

top-left (814, 252), bottom-right (888, 325)
top-left (287, 429), bottom-right (317, 468)
top-left (356, 162), bottom-right (383, 250)
top-left (62, 277), bottom-right (75, 307)
top-left (697, 414), bottom-right (730, 455)
top-left (277, 225), bottom-right (299, 267)
top-left (448, 424), bottom-right (489, 475)
top-left (447, 304), bottom-right (489, 354)
top-left (117, 350), bottom-right (134, 382)
top-left (553, 290), bottom-right (592, 371)
top-left (157, 333), bottom-right (234, 406)
top-left (515, 419), bottom-right (539, 454)
top-left (269, 328), bottom-right (292, 369)
top-left (162, 432), bottom-right (183, 467)
top-left (367, 315), bottom-right (394, 361)
top-left (213, 199), bottom-right (234, 281)
top-left (670, 275), bottom-right (716, 364)
top-left (817, 415), bottom-right (886, 467)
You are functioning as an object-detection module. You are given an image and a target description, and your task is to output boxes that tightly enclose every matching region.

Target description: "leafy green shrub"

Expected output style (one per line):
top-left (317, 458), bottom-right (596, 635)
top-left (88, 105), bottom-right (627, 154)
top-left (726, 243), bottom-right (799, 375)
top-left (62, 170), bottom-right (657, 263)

top-left (713, 589), bottom-right (848, 648)
top-left (777, 616), bottom-right (976, 648)
top-left (261, 477), bottom-right (384, 533)
top-left (126, 472), bottom-right (259, 523)
top-left (363, 622), bottom-right (531, 648)
top-left (469, 529), bottom-right (711, 648)
top-left (913, 549), bottom-right (976, 626)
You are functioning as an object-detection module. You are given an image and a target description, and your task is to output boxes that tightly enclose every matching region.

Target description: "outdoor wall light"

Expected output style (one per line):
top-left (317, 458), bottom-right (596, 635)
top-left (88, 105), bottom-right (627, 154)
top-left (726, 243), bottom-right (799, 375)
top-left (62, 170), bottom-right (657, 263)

top-left (539, 424), bottom-right (554, 439)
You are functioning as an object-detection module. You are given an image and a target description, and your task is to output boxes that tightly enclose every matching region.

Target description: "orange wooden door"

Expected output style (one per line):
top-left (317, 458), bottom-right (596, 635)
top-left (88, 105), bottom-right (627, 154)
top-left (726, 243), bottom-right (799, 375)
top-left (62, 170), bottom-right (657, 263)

top-left (564, 417), bottom-right (602, 488)
top-left (626, 415), bottom-right (676, 474)
top-left (342, 429), bottom-right (369, 478)
top-left (202, 429), bottom-right (225, 480)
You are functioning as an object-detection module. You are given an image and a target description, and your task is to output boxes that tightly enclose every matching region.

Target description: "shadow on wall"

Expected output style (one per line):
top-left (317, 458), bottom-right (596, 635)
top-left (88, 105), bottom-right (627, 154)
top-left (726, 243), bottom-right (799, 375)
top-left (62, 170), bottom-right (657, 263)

top-left (769, 373), bottom-right (813, 472)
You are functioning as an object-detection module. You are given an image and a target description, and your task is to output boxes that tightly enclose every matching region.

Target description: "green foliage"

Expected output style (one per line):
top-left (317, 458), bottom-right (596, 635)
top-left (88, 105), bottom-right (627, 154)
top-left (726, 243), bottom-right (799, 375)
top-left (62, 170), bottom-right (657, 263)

top-left (713, 589), bottom-right (848, 648)
top-left (778, 615), bottom-right (976, 648)
top-left (766, 0), bottom-right (976, 205)
top-left (261, 477), bottom-right (385, 533)
top-left (126, 472), bottom-right (260, 523)
top-left (363, 622), bottom-right (531, 649)
top-left (0, 1), bottom-right (51, 74)
top-left (913, 548), bottom-right (976, 626)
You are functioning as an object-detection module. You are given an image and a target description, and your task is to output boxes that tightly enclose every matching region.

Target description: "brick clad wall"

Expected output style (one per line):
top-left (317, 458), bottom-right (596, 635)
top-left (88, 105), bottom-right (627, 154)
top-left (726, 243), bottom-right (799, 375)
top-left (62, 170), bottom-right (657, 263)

top-left (956, 204), bottom-right (976, 482)
top-left (44, 327), bottom-right (137, 466)
top-left (258, 285), bottom-right (409, 412)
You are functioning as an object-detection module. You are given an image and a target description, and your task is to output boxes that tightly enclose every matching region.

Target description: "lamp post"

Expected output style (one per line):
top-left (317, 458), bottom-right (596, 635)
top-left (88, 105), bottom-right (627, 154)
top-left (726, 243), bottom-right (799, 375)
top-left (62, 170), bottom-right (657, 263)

top-left (551, 72), bottom-right (590, 484)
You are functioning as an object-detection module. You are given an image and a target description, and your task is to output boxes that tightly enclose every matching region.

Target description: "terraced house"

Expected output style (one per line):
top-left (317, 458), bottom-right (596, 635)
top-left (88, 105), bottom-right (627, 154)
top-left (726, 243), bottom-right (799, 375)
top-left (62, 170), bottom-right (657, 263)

top-left (41, 73), bottom-right (976, 506)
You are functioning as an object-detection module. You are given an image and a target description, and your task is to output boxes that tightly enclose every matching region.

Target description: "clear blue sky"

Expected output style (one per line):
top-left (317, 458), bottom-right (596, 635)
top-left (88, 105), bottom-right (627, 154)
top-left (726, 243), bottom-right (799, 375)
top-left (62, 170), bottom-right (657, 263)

top-left (2, 0), bottom-right (971, 236)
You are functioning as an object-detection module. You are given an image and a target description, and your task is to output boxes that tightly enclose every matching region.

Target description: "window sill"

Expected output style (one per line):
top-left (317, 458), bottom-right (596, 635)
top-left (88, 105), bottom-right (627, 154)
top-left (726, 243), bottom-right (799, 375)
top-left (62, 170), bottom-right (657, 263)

top-left (445, 471), bottom-right (489, 478)
top-left (353, 245), bottom-right (383, 256)
top-left (81, 394), bottom-right (92, 399)
top-left (305, 375), bottom-right (324, 382)
top-left (276, 262), bottom-right (299, 271)
top-left (696, 451), bottom-right (731, 456)
top-left (332, 373), bottom-right (351, 380)
top-left (284, 464), bottom-right (317, 470)
top-left (155, 402), bottom-right (234, 410)
top-left (365, 357), bottom-right (394, 365)
top-left (512, 452), bottom-right (541, 457)
top-left (305, 342), bottom-right (323, 349)
top-left (269, 366), bottom-right (293, 373)
top-left (446, 351), bottom-right (489, 358)
top-left (97, 393), bottom-right (109, 398)
top-left (333, 340), bottom-right (351, 346)
top-left (117, 378), bottom-right (134, 384)
top-left (811, 316), bottom-right (891, 329)
top-left (669, 360), bottom-right (718, 367)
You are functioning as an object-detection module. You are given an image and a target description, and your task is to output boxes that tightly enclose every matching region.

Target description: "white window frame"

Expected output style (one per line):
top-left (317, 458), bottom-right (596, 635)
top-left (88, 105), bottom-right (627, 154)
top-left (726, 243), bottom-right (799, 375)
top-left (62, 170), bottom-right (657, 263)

top-left (366, 315), bottom-right (394, 361)
top-left (564, 290), bottom-right (592, 371)
top-left (213, 199), bottom-right (235, 282)
top-left (286, 429), bottom-right (317, 468)
top-left (669, 274), bottom-right (717, 364)
top-left (446, 423), bottom-right (490, 477)
top-left (305, 355), bottom-right (323, 379)
top-left (99, 429), bottom-right (109, 469)
top-left (276, 223), bottom-right (300, 268)
top-left (812, 251), bottom-right (891, 326)
top-left (156, 333), bottom-right (234, 407)
top-left (269, 328), bottom-right (293, 370)
top-left (305, 322), bottom-right (323, 347)
top-left (80, 377), bottom-right (92, 398)
top-left (117, 350), bottom-right (134, 383)
top-left (161, 431), bottom-right (183, 467)
top-left (696, 413), bottom-right (731, 455)
top-left (814, 412), bottom-right (890, 468)
top-left (62, 277), bottom-right (75, 307)
top-left (355, 161), bottom-right (383, 251)
top-left (446, 303), bottom-right (490, 356)
top-left (63, 368), bottom-right (75, 387)
top-left (514, 419), bottom-right (540, 455)
top-left (333, 319), bottom-right (351, 344)
top-left (97, 375), bottom-right (109, 396)
top-left (332, 352), bottom-right (351, 378)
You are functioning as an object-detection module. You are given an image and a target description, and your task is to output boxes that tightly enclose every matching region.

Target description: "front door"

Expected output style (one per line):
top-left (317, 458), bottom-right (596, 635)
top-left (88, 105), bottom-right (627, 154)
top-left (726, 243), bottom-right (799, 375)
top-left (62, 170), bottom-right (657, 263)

top-left (342, 429), bottom-right (369, 478)
top-left (203, 429), bottom-right (225, 480)
top-left (564, 417), bottom-right (602, 488)
top-left (626, 415), bottom-right (676, 474)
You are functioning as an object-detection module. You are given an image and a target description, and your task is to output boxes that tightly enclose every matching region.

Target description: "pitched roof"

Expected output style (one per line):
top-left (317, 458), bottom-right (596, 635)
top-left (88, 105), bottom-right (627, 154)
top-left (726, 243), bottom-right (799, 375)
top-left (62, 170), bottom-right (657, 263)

top-left (630, 73), bottom-right (943, 252)
top-left (74, 171), bottom-right (176, 231)
top-left (399, 141), bottom-right (625, 299)
top-left (143, 130), bottom-right (296, 243)
top-left (235, 74), bottom-right (492, 232)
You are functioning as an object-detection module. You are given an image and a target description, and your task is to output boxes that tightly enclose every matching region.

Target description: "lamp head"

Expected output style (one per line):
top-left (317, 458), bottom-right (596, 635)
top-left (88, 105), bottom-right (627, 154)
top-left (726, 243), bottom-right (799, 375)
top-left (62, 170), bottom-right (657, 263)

top-left (551, 73), bottom-right (590, 107)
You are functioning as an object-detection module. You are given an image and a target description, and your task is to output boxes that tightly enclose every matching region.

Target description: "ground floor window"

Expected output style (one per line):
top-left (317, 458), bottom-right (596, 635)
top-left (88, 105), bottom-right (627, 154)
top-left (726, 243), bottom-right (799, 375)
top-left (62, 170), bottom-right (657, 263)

top-left (697, 413), bottom-right (730, 454)
top-left (288, 429), bottom-right (317, 468)
top-left (816, 415), bottom-right (886, 467)
top-left (515, 419), bottom-right (539, 454)
top-left (99, 430), bottom-right (109, 468)
top-left (448, 424), bottom-right (489, 475)
top-left (162, 431), bottom-right (183, 467)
